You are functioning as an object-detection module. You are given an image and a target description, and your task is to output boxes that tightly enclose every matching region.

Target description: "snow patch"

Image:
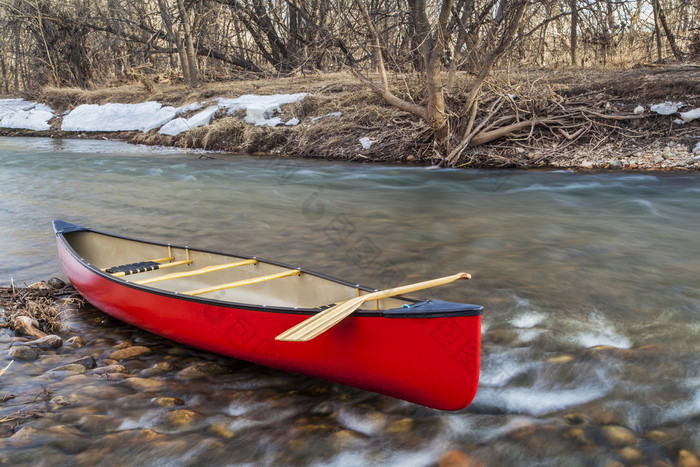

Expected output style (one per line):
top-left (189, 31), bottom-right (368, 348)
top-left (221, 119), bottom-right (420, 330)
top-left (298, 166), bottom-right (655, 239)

top-left (359, 137), bottom-right (374, 150)
top-left (650, 101), bottom-right (684, 115)
top-left (0, 99), bottom-right (54, 131)
top-left (693, 140), bottom-right (700, 155)
top-left (158, 105), bottom-right (218, 135)
top-left (216, 93), bottom-right (307, 126)
top-left (284, 117), bottom-right (300, 126)
top-left (680, 108), bottom-right (700, 122)
top-left (175, 101), bottom-right (204, 115)
top-left (62, 102), bottom-right (176, 132)
top-left (633, 105), bottom-right (644, 114)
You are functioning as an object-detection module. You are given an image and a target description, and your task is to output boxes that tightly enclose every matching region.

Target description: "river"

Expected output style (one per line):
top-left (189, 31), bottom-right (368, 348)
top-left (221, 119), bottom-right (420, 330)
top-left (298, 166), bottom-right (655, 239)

top-left (1, 136), bottom-right (699, 466)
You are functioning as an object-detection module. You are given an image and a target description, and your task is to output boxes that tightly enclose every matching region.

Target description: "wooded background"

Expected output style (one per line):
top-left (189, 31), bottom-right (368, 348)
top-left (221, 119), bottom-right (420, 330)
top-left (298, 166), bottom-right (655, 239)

top-left (1, 0), bottom-right (698, 93)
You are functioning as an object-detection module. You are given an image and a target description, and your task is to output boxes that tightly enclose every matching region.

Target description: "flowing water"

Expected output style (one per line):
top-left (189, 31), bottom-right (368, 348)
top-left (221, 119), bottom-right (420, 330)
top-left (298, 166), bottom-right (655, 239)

top-left (1, 136), bottom-right (699, 466)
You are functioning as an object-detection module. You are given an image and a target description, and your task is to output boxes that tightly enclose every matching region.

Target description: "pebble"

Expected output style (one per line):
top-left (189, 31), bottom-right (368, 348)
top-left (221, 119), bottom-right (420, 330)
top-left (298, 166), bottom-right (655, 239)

top-left (176, 362), bottom-right (229, 379)
top-left (618, 446), bottom-right (643, 463)
top-left (108, 346), bottom-right (152, 360)
top-left (65, 336), bottom-right (86, 348)
top-left (209, 423), bottom-right (235, 439)
top-left (678, 450), bottom-right (700, 467)
top-left (71, 355), bottom-right (97, 369)
top-left (166, 409), bottom-right (199, 427)
top-left (155, 397), bottom-right (185, 407)
top-left (124, 377), bottom-right (165, 392)
top-left (8, 345), bottom-right (40, 360)
top-left (91, 364), bottom-right (129, 375)
top-left (27, 334), bottom-right (63, 350)
top-left (385, 418), bottom-right (414, 434)
top-left (47, 363), bottom-right (88, 375)
top-left (600, 425), bottom-right (637, 447)
top-left (438, 450), bottom-right (486, 467)
top-left (47, 277), bottom-right (66, 289)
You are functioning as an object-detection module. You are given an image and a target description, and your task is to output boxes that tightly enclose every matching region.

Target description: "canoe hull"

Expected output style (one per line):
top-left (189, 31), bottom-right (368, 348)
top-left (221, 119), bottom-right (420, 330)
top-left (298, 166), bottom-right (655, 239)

top-left (55, 225), bottom-right (481, 410)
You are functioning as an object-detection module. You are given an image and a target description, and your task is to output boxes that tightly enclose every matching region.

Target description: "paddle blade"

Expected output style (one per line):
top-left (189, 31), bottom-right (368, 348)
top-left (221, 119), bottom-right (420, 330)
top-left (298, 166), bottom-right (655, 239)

top-left (275, 296), bottom-right (366, 342)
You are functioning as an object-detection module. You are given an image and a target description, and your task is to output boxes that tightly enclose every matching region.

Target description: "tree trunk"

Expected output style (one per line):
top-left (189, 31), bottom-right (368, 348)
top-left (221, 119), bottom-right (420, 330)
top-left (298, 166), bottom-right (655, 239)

top-left (177, 0), bottom-right (198, 87)
top-left (570, 0), bottom-right (578, 66)
top-left (655, 0), bottom-right (683, 60)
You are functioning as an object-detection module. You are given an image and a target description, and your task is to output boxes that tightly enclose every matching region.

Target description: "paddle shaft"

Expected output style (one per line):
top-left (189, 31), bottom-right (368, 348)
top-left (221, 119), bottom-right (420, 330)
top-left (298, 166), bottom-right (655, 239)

top-left (275, 272), bottom-right (471, 342)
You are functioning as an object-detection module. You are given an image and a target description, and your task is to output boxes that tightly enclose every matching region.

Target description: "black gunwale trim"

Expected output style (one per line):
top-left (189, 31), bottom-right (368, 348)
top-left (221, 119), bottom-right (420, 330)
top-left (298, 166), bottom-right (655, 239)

top-left (53, 220), bottom-right (483, 318)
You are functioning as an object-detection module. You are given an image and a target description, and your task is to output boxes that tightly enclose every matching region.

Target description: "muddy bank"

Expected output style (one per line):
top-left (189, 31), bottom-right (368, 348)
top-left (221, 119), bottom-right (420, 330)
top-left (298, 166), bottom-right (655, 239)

top-left (1, 67), bottom-right (699, 170)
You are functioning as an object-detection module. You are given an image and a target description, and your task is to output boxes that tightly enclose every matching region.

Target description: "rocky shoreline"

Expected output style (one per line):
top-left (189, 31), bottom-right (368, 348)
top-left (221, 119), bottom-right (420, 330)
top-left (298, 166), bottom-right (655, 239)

top-left (2, 281), bottom-right (699, 465)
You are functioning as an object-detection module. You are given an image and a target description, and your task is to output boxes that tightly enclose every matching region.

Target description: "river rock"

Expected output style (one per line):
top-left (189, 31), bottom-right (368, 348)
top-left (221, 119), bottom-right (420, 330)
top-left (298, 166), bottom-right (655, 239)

top-left (438, 450), bottom-right (486, 467)
top-left (47, 277), bottom-right (66, 289)
top-left (71, 355), bottom-right (96, 369)
top-left (155, 396), bottom-right (185, 407)
top-left (50, 396), bottom-right (70, 408)
top-left (618, 446), bottom-right (643, 463)
top-left (91, 364), bottom-right (129, 375)
top-left (176, 362), bottom-right (229, 379)
top-left (27, 334), bottom-right (63, 350)
top-left (600, 425), bottom-right (637, 447)
top-left (645, 429), bottom-right (667, 443)
top-left (678, 450), bottom-right (700, 467)
top-left (65, 336), bottom-right (86, 348)
top-left (76, 414), bottom-right (120, 434)
top-left (209, 423), bottom-right (235, 439)
top-left (124, 377), bottom-right (165, 392)
top-left (385, 417), bottom-right (414, 434)
top-left (108, 345), bottom-right (151, 360)
top-left (47, 363), bottom-right (88, 375)
top-left (167, 409), bottom-right (199, 427)
top-left (8, 345), bottom-right (40, 360)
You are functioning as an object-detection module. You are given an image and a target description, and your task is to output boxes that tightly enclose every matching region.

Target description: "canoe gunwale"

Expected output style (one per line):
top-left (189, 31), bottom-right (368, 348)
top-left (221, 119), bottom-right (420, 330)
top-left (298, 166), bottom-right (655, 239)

top-left (54, 220), bottom-right (483, 318)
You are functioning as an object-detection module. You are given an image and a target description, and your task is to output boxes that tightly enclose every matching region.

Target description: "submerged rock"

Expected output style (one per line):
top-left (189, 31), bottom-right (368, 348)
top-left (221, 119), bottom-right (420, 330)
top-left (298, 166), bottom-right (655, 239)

top-left (108, 346), bottom-right (151, 360)
top-left (46, 363), bottom-right (88, 375)
top-left (438, 450), bottom-right (486, 467)
top-left (124, 377), bottom-right (165, 392)
top-left (8, 345), bottom-right (40, 361)
top-left (600, 425), bottom-right (637, 447)
top-left (176, 362), bottom-right (229, 379)
top-left (71, 355), bottom-right (96, 369)
top-left (166, 409), bottom-right (199, 427)
top-left (155, 397), bottom-right (184, 407)
top-left (91, 364), bottom-right (129, 375)
top-left (65, 336), bottom-right (86, 348)
top-left (27, 334), bottom-right (63, 350)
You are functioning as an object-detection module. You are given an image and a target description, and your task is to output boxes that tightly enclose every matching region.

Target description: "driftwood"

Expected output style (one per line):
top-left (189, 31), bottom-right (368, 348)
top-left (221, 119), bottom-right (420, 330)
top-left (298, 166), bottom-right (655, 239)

top-left (12, 316), bottom-right (47, 338)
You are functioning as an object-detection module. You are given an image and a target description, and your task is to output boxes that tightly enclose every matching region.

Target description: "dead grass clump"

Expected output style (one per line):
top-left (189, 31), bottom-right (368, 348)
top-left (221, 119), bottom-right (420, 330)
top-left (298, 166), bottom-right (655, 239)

top-left (183, 117), bottom-right (247, 151)
top-left (0, 281), bottom-right (78, 335)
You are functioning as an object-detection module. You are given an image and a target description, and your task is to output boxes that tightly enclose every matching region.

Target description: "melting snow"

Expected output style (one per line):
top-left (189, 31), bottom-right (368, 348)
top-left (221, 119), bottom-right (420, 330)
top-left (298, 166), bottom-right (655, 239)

top-left (62, 102), bottom-right (176, 132)
top-left (650, 101), bottom-right (684, 115)
top-left (680, 108), bottom-right (700, 122)
top-left (633, 105), bottom-right (644, 114)
top-left (216, 93), bottom-right (307, 126)
top-left (0, 99), bottom-right (54, 131)
top-left (159, 105), bottom-right (218, 136)
top-left (359, 137), bottom-right (374, 150)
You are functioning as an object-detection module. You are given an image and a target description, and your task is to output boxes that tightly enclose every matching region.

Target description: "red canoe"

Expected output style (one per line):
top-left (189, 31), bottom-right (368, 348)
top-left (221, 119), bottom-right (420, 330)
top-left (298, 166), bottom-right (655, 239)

top-left (53, 220), bottom-right (482, 410)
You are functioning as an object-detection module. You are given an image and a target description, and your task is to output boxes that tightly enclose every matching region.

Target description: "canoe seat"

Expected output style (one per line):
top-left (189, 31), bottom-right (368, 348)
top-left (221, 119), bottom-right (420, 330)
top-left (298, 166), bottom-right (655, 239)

top-left (106, 261), bottom-right (161, 276)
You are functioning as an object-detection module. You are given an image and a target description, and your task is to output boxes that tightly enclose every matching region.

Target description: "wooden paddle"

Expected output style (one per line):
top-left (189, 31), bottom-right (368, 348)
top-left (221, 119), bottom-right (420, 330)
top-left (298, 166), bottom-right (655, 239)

top-left (275, 272), bottom-right (471, 342)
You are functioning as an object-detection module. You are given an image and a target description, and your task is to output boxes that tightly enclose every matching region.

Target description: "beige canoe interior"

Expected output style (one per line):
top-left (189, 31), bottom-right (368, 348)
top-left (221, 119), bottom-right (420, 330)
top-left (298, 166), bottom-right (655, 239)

top-left (65, 231), bottom-right (409, 311)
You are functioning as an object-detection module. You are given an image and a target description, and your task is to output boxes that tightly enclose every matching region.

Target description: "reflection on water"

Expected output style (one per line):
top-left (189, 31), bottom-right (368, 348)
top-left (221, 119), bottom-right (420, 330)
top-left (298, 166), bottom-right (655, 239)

top-left (1, 137), bottom-right (699, 465)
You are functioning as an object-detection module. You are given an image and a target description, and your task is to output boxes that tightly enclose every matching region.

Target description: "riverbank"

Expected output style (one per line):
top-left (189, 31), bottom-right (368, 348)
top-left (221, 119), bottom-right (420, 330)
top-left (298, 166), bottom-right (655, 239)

top-left (1, 66), bottom-right (699, 170)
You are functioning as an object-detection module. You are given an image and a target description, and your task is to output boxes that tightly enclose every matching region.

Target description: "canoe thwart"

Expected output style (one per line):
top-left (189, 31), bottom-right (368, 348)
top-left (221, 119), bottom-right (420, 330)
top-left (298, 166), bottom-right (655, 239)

top-left (183, 269), bottom-right (302, 296)
top-left (134, 259), bottom-right (259, 285)
top-left (105, 257), bottom-right (192, 277)
top-left (275, 272), bottom-right (472, 342)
